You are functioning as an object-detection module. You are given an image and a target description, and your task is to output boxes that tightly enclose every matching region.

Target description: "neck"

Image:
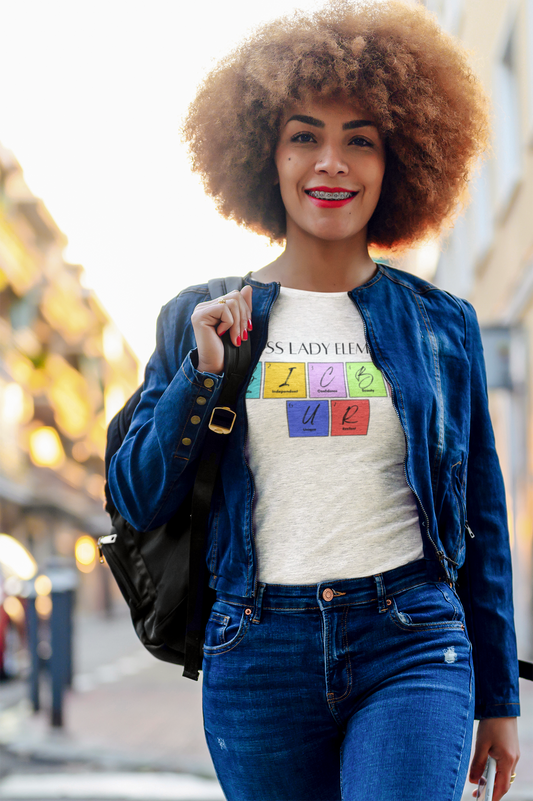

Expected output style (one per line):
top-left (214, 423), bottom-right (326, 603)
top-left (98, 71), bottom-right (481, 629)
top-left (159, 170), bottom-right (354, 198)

top-left (253, 226), bottom-right (377, 292)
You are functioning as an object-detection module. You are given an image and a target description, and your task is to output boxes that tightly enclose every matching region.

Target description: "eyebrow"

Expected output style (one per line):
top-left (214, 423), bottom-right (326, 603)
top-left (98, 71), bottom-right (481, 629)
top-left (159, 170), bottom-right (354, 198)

top-left (286, 114), bottom-right (376, 130)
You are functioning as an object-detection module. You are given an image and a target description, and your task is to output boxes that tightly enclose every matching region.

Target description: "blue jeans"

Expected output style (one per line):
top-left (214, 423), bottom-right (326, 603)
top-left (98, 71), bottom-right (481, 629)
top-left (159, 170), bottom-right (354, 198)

top-left (202, 559), bottom-right (475, 801)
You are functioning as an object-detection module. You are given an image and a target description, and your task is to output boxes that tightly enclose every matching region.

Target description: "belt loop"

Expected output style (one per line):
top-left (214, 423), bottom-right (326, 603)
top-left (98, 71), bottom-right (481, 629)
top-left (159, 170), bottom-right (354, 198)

top-left (252, 583), bottom-right (265, 624)
top-left (374, 573), bottom-right (389, 614)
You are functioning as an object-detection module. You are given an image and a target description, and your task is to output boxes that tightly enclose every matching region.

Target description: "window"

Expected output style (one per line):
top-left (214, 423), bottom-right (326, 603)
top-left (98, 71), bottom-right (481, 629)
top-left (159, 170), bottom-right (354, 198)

top-left (434, 213), bottom-right (474, 298)
top-left (493, 22), bottom-right (522, 211)
top-left (527, 0), bottom-right (533, 140)
top-left (423, 0), bottom-right (464, 34)
top-left (467, 160), bottom-right (494, 265)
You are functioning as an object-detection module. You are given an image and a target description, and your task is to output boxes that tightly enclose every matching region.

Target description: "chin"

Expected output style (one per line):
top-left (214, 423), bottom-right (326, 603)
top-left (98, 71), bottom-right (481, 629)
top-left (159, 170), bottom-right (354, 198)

top-left (308, 223), bottom-right (367, 242)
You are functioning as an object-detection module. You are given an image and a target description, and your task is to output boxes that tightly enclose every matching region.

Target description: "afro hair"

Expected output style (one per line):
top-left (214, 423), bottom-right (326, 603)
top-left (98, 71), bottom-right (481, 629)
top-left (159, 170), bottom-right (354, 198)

top-left (182, 0), bottom-right (490, 251)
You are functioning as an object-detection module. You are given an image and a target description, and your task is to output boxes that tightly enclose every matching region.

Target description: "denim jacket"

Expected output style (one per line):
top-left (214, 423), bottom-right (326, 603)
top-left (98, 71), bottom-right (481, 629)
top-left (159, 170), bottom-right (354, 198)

top-left (108, 264), bottom-right (520, 719)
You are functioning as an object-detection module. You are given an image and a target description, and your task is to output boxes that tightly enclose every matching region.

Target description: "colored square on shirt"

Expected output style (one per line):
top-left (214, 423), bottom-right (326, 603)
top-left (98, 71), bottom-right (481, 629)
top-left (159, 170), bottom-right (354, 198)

top-left (264, 363), bottom-right (306, 398)
top-left (246, 363), bottom-right (262, 399)
top-left (287, 401), bottom-right (329, 437)
top-left (331, 400), bottom-right (370, 436)
top-left (346, 362), bottom-right (387, 397)
top-left (308, 363), bottom-right (346, 398)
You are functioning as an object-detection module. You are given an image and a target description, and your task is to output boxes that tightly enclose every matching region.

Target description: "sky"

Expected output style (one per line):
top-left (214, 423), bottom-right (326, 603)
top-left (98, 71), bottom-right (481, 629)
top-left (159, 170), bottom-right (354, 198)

top-left (0, 0), bottom-right (348, 368)
top-left (0, 0), bottom-right (431, 374)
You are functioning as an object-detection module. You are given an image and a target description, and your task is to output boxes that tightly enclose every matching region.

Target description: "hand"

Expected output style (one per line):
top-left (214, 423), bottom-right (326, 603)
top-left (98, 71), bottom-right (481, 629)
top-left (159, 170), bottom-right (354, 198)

top-left (469, 717), bottom-right (519, 800)
top-left (191, 285), bottom-right (253, 375)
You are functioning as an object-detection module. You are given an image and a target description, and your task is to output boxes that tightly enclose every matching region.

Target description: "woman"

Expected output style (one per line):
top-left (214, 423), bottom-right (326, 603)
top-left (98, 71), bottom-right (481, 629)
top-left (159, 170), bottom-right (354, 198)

top-left (108, 1), bottom-right (520, 799)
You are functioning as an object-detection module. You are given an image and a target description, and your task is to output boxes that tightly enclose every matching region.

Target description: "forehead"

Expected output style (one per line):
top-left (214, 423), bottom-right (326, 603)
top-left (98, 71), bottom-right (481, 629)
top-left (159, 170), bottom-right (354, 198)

top-left (281, 97), bottom-right (376, 127)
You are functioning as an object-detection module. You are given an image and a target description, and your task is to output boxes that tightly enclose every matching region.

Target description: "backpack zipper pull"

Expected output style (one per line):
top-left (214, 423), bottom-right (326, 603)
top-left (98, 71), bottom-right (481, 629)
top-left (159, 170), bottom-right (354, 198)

top-left (465, 521), bottom-right (475, 539)
top-left (97, 533), bottom-right (117, 563)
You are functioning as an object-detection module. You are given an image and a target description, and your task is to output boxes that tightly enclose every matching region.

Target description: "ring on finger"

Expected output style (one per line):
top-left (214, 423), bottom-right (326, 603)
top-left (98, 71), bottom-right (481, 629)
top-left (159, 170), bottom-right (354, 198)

top-left (218, 298), bottom-right (227, 305)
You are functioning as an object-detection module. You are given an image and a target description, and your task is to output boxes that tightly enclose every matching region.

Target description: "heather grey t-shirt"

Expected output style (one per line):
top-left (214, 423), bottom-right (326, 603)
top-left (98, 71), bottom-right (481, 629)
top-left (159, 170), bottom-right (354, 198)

top-left (245, 286), bottom-right (424, 584)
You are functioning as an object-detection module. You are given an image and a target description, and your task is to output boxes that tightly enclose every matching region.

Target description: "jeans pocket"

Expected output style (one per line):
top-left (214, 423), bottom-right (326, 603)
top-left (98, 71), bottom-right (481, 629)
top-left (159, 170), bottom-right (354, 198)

top-left (203, 600), bottom-right (251, 655)
top-left (389, 582), bottom-right (465, 632)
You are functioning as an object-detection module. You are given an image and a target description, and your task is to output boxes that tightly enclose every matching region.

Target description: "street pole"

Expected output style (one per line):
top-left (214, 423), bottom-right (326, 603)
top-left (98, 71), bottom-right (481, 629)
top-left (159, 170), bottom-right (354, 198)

top-left (48, 566), bottom-right (77, 728)
top-left (26, 595), bottom-right (39, 712)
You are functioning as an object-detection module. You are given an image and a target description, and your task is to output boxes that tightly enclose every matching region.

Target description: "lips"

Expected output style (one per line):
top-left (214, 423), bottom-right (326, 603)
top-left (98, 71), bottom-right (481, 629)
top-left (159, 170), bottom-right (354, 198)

top-left (304, 186), bottom-right (358, 208)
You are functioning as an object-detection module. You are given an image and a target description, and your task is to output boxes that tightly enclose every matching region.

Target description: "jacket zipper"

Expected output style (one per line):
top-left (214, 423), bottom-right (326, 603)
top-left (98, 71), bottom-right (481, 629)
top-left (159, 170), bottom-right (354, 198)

top-left (350, 293), bottom-right (450, 573)
top-left (465, 521), bottom-right (475, 539)
top-left (244, 282), bottom-right (281, 599)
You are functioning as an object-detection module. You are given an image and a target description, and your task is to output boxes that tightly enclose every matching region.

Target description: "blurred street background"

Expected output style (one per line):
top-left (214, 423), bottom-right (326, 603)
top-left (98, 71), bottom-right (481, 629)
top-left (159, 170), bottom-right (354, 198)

top-left (0, 0), bottom-right (530, 799)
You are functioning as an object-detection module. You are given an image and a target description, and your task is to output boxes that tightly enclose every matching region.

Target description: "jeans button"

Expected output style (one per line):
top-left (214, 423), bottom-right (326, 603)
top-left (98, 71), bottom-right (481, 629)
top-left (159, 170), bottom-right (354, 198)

top-left (322, 588), bottom-right (334, 602)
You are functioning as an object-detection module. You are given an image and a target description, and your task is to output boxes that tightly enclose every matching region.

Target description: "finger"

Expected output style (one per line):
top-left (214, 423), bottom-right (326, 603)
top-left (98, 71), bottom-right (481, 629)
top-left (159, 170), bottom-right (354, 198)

top-left (469, 747), bottom-right (489, 785)
top-left (236, 292), bottom-right (253, 340)
top-left (219, 295), bottom-right (243, 346)
top-left (492, 769), bottom-right (511, 801)
top-left (225, 292), bottom-right (248, 342)
top-left (211, 286), bottom-right (253, 330)
top-left (241, 285), bottom-right (253, 323)
top-left (215, 306), bottom-right (235, 336)
top-left (493, 757), bottom-right (519, 801)
top-left (194, 301), bottom-right (235, 331)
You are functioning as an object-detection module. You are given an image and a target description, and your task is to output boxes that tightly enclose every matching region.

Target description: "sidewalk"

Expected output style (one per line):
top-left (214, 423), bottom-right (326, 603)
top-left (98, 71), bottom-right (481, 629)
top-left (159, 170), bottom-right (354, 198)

top-left (0, 605), bottom-right (215, 777)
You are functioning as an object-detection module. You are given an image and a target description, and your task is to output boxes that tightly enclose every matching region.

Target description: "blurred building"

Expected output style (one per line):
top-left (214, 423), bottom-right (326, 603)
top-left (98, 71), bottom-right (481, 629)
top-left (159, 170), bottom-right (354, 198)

top-left (422, 0), bottom-right (533, 659)
top-left (0, 142), bottom-right (138, 628)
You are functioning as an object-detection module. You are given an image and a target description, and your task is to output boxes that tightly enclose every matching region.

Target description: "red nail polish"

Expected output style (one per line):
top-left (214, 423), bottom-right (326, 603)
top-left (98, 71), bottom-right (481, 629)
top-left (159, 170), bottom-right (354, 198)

top-left (248, 319), bottom-right (253, 330)
top-left (242, 329), bottom-right (248, 341)
top-left (236, 336), bottom-right (241, 346)
top-left (218, 328), bottom-right (226, 336)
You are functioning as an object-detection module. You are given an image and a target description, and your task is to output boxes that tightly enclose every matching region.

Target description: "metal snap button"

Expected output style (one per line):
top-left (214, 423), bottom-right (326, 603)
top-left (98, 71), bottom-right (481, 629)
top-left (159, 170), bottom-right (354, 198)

top-left (181, 438), bottom-right (192, 446)
top-left (196, 397), bottom-right (207, 405)
top-left (191, 415), bottom-right (201, 425)
top-left (322, 588), bottom-right (334, 602)
top-left (204, 378), bottom-right (214, 388)
top-left (244, 608), bottom-right (252, 616)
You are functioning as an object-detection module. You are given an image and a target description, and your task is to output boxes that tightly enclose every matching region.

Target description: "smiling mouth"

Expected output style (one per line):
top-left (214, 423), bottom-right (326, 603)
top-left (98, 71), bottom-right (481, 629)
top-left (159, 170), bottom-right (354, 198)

top-left (305, 190), bottom-right (357, 200)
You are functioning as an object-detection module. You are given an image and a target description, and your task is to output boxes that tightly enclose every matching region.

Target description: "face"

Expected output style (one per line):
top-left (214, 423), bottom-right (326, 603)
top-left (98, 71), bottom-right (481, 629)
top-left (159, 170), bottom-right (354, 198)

top-left (274, 98), bottom-right (386, 244)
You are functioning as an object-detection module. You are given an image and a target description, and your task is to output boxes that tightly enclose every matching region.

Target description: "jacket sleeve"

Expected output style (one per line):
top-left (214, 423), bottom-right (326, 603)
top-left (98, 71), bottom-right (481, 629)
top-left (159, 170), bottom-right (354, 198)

top-left (107, 291), bottom-right (225, 531)
top-left (456, 299), bottom-right (520, 719)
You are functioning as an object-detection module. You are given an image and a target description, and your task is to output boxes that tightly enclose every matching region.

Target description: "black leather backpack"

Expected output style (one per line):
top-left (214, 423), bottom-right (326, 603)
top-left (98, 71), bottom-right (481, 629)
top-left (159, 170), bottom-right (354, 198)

top-left (99, 277), bottom-right (251, 680)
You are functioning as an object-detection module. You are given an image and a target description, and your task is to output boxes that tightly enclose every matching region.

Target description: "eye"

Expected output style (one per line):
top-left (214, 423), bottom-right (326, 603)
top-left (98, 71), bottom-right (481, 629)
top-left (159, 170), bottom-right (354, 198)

top-left (349, 136), bottom-right (374, 148)
top-left (290, 132), bottom-right (316, 144)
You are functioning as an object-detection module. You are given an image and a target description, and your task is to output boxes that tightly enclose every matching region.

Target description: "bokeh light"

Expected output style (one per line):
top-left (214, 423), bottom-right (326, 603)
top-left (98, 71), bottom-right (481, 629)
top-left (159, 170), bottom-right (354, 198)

top-left (35, 595), bottom-right (52, 619)
top-left (3, 595), bottom-right (25, 624)
top-left (29, 426), bottom-right (65, 468)
top-left (34, 574), bottom-right (52, 596)
top-left (75, 535), bottom-right (97, 573)
top-left (0, 534), bottom-right (37, 580)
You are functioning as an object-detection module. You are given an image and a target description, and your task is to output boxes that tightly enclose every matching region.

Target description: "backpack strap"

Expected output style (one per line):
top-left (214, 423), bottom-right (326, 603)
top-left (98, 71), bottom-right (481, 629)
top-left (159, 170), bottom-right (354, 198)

top-left (519, 659), bottom-right (533, 681)
top-left (207, 276), bottom-right (245, 299)
top-left (184, 277), bottom-right (251, 680)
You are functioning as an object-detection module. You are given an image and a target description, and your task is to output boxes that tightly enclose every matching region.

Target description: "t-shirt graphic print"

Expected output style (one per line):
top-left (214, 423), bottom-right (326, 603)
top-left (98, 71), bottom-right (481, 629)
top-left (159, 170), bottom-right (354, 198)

top-left (245, 285), bottom-right (424, 584)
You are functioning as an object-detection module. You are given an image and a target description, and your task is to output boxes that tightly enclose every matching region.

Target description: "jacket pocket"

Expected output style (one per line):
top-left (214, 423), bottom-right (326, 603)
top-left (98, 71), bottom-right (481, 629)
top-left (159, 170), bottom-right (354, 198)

top-left (449, 458), bottom-right (468, 563)
top-left (452, 460), bottom-right (466, 531)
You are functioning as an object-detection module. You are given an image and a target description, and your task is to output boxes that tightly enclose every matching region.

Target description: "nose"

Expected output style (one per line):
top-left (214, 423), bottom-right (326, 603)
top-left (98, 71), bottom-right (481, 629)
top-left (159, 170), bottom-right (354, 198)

top-left (315, 143), bottom-right (348, 176)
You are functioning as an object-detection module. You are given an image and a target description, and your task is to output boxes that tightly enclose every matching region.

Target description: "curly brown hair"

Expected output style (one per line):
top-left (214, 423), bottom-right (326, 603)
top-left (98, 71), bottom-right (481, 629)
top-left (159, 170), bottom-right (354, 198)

top-left (182, 0), bottom-right (490, 251)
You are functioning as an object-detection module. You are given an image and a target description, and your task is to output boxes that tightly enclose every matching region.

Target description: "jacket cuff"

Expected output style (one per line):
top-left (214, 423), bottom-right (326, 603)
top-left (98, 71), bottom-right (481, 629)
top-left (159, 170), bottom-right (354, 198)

top-left (168, 350), bottom-right (224, 462)
top-left (476, 701), bottom-right (521, 720)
